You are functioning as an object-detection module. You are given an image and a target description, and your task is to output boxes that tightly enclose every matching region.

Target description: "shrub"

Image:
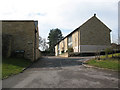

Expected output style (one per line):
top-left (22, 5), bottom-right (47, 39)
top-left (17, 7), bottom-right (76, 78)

top-left (61, 50), bottom-right (64, 54)
top-left (68, 47), bottom-right (73, 52)
top-left (104, 48), bottom-right (113, 59)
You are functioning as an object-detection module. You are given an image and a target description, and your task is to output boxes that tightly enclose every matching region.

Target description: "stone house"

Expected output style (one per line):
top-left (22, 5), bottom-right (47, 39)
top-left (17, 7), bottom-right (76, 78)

top-left (2, 20), bottom-right (41, 61)
top-left (55, 14), bottom-right (111, 57)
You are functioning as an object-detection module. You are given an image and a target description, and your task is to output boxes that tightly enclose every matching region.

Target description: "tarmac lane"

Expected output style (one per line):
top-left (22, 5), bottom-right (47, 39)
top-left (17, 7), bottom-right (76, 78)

top-left (2, 56), bottom-right (119, 88)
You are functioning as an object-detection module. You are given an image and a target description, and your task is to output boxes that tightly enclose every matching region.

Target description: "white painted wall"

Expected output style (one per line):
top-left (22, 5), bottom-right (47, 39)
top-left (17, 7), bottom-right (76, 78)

top-left (55, 46), bottom-right (58, 56)
top-left (73, 46), bottom-right (78, 52)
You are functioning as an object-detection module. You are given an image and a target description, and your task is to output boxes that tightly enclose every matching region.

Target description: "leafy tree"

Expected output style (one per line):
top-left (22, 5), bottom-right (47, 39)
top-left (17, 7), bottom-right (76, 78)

top-left (48, 28), bottom-right (63, 54)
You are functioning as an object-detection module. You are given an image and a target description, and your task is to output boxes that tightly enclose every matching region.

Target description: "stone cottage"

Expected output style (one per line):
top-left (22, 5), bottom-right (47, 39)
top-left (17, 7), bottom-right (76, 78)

top-left (55, 14), bottom-right (111, 57)
top-left (2, 20), bottom-right (41, 61)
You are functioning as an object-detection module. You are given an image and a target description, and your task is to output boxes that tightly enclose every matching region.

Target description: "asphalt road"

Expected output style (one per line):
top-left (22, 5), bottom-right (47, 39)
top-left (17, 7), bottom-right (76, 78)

top-left (2, 56), bottom-right (119, 88)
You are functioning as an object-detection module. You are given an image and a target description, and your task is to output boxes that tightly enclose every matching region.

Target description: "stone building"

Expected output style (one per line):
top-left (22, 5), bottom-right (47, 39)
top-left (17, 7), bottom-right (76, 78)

top-left (55, 14), bottom-right (111, 57)
top-left (2, 20), bottom-right (41, 61)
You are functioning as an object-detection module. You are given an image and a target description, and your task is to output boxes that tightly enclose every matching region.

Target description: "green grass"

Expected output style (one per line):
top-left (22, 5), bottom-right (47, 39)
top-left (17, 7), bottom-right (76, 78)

top-left (100, 53), bottom-right (120, 58)
top-left (86, 53), bottom-right (120, 71)
top-left (2, 58), bottom-right (31, 79)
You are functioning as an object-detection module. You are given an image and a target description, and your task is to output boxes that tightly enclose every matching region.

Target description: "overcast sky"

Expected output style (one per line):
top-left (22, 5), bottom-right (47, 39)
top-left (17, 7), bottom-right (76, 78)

top-left (0, 0), bottom-right (119, 43)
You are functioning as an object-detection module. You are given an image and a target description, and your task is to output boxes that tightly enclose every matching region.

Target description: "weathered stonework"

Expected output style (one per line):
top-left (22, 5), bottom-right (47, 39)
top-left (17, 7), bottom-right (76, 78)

top-left (64, 38), bottom-right (68, 52)
top-left (55, 14), bottom-right (111, 57)
top-left (2, 21), bottom-right (41, 61)
top-left (59, 40), bottom-right (64, 54)
top-left (72, 31), bottom-right (79, 52)
top-left (79, 16), bottom-right (111, 45)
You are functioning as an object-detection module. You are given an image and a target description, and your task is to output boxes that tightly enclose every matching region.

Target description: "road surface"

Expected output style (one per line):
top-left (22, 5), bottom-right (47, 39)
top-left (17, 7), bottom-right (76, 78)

top-left (2, 56), bottom-right (119, 88)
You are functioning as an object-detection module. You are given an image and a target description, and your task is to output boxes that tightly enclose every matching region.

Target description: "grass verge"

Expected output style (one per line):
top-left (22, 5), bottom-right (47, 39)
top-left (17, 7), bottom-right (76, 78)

top-left (86, 53), bottom-right (120, 71)
top-left (2, 58), bottom-right (32, 79)
top-left (100, 53), bottom-right (120, 58)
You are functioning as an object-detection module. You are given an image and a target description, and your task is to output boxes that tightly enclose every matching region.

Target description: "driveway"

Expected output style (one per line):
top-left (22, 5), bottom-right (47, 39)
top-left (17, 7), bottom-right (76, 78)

top-left (2, 56), bottom-right (118, 88)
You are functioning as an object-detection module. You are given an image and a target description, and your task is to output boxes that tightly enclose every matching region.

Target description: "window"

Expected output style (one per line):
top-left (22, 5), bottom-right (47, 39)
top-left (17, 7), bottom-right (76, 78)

top-left (68, 35), bottom-right (72, 48)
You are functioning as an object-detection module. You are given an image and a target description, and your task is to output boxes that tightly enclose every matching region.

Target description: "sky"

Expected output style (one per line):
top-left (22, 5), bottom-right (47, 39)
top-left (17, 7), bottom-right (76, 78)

top-left (0, 0), bottom-right (119, 44)
top-left (118, 1), bottom-right (120, 44)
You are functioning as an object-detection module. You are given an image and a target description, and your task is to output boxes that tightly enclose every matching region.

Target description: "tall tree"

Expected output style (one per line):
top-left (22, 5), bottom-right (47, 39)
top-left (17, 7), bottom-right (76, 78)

top-left (48, 28), bottom-right (63, 54)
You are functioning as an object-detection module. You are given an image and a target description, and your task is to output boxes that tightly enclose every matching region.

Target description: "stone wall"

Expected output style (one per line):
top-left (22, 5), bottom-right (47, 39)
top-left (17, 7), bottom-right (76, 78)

top-left (72, 31), bottom-right (79, 52)
top-left (59, 40), bottom-right (64, 54)
top-left (55, 15), bottom-right (111, 56)
top-left (79, 16), bottom-right (111, 45)
top-left (2, 34), bottom-right (12, 57)
top-left (78, 16), bottom-right (111, 52)
top-left (36, 49), bottom-right (41, 60)
top-left (64, 38), bottom-right (68, 52)
top-left (55, 37), bottom-right (68, 56)
top-left (2, 21), bottom-right (41, 61)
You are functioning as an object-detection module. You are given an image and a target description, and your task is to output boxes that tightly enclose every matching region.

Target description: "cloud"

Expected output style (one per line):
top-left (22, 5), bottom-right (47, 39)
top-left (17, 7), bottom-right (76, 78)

top-left (0, 0), bottom-right (119, 43)
top-left (28, 13), bottom-right (46, 17)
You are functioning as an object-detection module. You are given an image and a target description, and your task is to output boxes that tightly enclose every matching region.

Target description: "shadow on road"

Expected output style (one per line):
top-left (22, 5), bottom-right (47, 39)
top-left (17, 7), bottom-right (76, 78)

top-left (30, 57), bottom-right (84, 68)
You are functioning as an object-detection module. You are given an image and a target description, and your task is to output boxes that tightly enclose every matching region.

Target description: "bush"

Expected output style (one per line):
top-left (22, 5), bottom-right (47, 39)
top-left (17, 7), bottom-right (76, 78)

top-left (68, 47), bottom-right (73, 52)
top-left (104, 48), bottom-right (113, 59)
top-left (61, 50), bottom-right (64, 54)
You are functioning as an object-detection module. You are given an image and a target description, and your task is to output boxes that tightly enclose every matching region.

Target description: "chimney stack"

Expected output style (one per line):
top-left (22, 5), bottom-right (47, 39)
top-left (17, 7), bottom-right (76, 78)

top-left (94, 13), bottom-right (96, 17)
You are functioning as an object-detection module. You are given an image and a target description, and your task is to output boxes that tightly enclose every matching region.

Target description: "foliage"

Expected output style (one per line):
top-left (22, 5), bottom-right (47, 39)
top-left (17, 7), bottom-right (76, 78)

top-left (2, 58), bottom-right (31, 79)
top-left (39, 36), bottom-right (48, 51)
top-left (68, 47), bottom-right (73, 52)
top-left (104, 48), bottom-right (113, 59)
top-left (86, 59), bottom-right (120, 71)
top-left (47, 28), bottom-right (63, 54)
top-left (100, 53), bottom-right (120, 59)
top-left (61, 50), bottom-right (64, 54)
top-left (86, 53), bottom-right (120, 71)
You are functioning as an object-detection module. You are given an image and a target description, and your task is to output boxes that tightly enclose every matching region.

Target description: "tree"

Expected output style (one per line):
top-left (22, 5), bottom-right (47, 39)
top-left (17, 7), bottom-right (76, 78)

top-left (48, 28), bottom-right (63, 54)
top-left (39, 36), bottom-right (48, 51)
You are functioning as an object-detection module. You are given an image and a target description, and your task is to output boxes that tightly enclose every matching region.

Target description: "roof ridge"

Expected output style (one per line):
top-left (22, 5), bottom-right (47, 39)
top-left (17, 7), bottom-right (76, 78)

top-left (55, 14), bottom-right (111, 45)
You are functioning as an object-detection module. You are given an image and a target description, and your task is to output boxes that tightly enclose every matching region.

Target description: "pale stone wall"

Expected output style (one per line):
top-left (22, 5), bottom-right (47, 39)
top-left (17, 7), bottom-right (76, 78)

top-left (72, 31), bottom-right (79, 52)
top-left (64, 38), bottom-right (68, 52)
top-left (55, 37), bottom-right (68, 56)
top-left (2, 21), bottom-right (41, 61)
top-left (59, 40), bottom-right (64, 54)
top-left (55, 45), bottom-right (58, 56)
